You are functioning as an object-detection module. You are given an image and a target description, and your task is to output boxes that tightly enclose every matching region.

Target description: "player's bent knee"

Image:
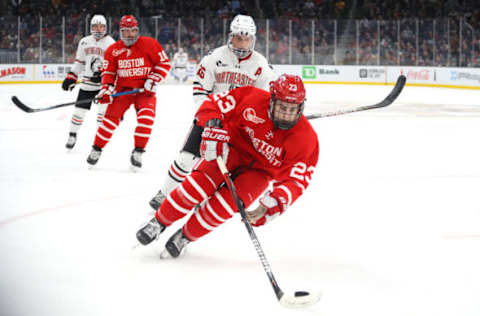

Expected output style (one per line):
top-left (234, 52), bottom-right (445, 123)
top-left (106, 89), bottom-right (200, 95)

top-left (176, 151), bottom-right (198, 172)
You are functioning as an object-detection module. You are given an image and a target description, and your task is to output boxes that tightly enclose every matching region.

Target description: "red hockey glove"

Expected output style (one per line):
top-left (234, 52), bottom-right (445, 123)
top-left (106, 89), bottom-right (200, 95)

top-left (249, 191), bottom-right (287, 227)
top-left (62, 72), bottom-right (78, 91)
top-left (200, 119), bottom-right (230, 162)
top-left (143, 72), bottom-right (163, 97)
top-left (96, 85), bottom-right (115, 104)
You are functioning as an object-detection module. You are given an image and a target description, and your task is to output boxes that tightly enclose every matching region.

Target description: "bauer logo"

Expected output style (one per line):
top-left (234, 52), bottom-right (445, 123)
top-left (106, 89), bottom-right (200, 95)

top-left (302, 66), bottom-right (316, 79)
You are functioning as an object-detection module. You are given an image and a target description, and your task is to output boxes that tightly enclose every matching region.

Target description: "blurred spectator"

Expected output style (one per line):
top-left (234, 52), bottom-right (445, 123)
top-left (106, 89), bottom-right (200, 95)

top-left (1, 0), bottom-right (480, 66)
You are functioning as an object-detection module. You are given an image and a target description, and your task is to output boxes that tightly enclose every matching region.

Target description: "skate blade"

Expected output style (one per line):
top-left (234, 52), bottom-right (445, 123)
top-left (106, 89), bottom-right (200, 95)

top-left (159, 247), bottom-right (187, 259)
top-left (159, 249), bottom-right (171, 259)
top-left (130, 165), bottom-right (141, 173)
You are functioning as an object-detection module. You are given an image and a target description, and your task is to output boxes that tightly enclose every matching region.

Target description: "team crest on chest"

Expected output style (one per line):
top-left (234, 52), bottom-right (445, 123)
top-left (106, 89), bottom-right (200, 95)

top-left (216, 60), bottom-right (228, 67)
top-left (112, 48), bottom-right (127, 57)
top-left (243, 108), bottom-right (265, 124)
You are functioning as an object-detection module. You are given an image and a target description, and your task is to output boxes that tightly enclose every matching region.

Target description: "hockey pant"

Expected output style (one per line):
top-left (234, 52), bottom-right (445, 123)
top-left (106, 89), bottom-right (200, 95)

top-left (156, 148), bottom-right (271, 241)
top-left (94, 89), bottom-right (156, 150)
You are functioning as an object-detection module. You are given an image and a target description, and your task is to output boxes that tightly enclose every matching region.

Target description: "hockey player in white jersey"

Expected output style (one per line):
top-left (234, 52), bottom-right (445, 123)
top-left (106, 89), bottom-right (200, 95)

top-left (149, 14), bottom-right (277, 211)
top-left (171, 47), bottom-right (189, 82)
top-left (63, 14), bottom-right (115, 150)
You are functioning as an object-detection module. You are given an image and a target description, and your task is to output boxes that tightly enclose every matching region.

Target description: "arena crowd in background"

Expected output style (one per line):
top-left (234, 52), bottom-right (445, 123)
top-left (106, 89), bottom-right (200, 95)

top-left (0, 0), bottom-right (478, 66)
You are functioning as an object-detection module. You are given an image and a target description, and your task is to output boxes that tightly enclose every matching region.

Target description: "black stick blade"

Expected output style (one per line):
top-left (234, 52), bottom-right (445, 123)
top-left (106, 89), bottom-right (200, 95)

top-left (382, 74), bottom-right (406, 107)
top-left (305, 75), bottom-right (407, 120)
top-left (11, 96), bottom-right (34, 113)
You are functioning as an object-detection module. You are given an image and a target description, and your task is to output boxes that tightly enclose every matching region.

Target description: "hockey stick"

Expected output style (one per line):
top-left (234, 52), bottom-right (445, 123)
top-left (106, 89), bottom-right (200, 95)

top-left (305, 75), bottom-right (406, 120)
top-left (11, 88), bottom-right (144, 113)
top-left (216, 156), bottom-right (322, 308)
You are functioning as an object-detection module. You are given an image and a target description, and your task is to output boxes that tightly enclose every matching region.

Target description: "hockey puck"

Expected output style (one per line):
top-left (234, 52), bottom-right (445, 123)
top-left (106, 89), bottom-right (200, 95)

top-left (294, 291), bottom-right (309, 297)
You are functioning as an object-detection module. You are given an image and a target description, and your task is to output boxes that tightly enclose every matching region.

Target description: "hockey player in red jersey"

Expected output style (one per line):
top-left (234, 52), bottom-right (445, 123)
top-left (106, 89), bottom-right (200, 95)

top-left (148, 14), bottom-right (276, 210)
top-left (86, 15), bottom-right (171, 170)
top-left (136, 74), bottom-right (319, 258)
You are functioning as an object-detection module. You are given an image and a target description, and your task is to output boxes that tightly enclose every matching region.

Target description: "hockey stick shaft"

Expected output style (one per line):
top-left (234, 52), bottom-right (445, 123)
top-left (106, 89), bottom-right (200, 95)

top-left (216, 156), bottom-right (285, 301)
top-left (305, 75), bottom-right (406, 120)
top-left (11, 88), bottom-right (144, 113)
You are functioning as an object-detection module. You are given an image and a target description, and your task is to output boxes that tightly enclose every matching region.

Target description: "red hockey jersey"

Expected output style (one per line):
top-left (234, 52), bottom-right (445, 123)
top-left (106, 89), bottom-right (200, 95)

top-left (101, 36), bottom-right (170, 89)
top-left (195, 86), bottom-right (319, 208)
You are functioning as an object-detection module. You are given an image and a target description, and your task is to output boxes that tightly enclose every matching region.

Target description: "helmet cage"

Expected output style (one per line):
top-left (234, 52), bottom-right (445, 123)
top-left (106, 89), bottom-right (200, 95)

top-left (269, 98), bottom-right (305, 130)
top-left (269, 74), bottom-right (306, 130)
top-left (119, 15), bottom-right (139, 46)
top-left (90, 15), bottom-right (107, 40)
top-left (228, 15), bottom-right (256, 58)
top-left (228, 34), bottom-right (256, 59)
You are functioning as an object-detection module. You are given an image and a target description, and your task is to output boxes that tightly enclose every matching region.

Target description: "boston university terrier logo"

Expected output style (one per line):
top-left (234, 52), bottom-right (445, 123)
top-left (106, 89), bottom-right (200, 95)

top-left (243, 108), bottom-right (265, 124)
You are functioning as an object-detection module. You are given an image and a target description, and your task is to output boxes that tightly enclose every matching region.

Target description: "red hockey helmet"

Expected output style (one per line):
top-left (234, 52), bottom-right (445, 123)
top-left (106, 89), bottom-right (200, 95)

top-left (120, 15), bottom-right (138, 28)
top-left (119, 15), bottom-right (139, 46)
top-left (269, 74), bottom-right (306, 130)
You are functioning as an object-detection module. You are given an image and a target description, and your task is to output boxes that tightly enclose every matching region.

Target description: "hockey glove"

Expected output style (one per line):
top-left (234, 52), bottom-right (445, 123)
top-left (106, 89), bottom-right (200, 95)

top-left (200, 119), bottom-right (230, 162)
top-left (249, 191), bottom-right (287, 227)
top-left (62, 72), bottom-right (78, 91)
top-left (96, 84), bottom-right (115, 104)
top-left (143, 72), bottom-right (162, 97)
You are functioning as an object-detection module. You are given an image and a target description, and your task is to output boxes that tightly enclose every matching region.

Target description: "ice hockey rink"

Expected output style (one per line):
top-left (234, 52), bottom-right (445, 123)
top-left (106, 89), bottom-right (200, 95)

top-left (0, 81), bottom-right (479, 316)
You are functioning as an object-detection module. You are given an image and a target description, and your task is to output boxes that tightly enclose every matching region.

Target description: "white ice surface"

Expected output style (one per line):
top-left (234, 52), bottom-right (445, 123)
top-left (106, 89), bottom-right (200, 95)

top-left (1, 82), bottom-right (480, 316)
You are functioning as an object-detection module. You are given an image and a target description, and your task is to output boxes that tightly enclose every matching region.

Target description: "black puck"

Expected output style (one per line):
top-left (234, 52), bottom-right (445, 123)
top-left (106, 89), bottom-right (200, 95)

top-left (294, 291), bottom-right (309, 297)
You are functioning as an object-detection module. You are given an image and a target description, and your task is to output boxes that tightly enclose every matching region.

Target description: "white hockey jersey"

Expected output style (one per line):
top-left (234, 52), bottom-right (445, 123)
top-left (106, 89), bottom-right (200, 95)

top-left (192, 45), bottom-right (277, 107)
top-left (173, 52), bottom-right (188, 68)
top-left (71, 34), bottom-right (115, 91)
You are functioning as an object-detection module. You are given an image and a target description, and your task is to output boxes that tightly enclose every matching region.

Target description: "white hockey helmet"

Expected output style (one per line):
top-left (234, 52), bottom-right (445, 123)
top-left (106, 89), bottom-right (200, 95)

top-left (228, 14), bottom-right (256, 58)
top-left (90, 15), bottom-right (107, 39)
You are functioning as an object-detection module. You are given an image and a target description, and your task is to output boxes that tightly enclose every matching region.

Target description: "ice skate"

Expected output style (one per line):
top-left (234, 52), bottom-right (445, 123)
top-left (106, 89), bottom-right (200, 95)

top-left (136, 217), bottom-right (166, 246)
top-left (65, 132), bottom-right (77, 150)
top-left (149, 189), bottom-right (166, 211)
top-left (86, 145), bottom-right (102, 167)
top-left (130, 147), bottom-right (145, 171)
top-left (160, 228), bottom-right (191, 259)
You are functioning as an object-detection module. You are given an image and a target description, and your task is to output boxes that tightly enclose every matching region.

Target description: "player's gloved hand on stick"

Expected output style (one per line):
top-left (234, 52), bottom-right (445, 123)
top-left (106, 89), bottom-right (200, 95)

top-left (200, 118), bottom-right (230, 162)
top-left (248, 191), bottom-right (287, 227)
top-left (62, 72), bottom-right (78, 91)
top-left (97, 84), bottom-right (115, 104)
top-left (143, 72), bottom-right (162, 97)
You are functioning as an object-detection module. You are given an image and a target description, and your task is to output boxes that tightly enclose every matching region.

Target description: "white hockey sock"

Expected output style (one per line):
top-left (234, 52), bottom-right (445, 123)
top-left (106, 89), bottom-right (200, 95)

top-left (163, 151), bottom-right (198, 195)
top-left (96, 103), bottom-right (107, 126)
top-left (69, 108), bottom-right (88, 133)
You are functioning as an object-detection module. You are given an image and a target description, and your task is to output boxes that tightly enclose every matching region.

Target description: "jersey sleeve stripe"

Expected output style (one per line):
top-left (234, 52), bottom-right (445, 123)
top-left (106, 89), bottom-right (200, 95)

top-left (277, 185), bottom-right (293, 206)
